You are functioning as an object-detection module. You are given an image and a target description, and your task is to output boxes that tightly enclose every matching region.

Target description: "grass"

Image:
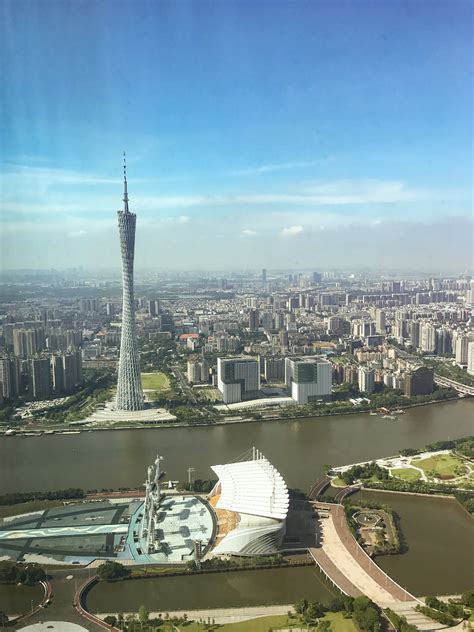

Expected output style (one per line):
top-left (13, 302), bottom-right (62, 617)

top-left (332, 477), bottom-right (347, 487)
top-left (0, 500), bottom-right (63, 520)
top-left (415, 454), bottom-right (466, 479)
top-left (390, 467), bottom-right (422, 481)
top-left (183, 611), bottom-right (358, 631)
top-left (141, 372), bottom-right (171, 392)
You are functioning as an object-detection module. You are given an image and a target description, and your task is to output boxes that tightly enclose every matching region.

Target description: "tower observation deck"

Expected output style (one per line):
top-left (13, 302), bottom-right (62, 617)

top-left (116, 155), bottom-right (145, 411)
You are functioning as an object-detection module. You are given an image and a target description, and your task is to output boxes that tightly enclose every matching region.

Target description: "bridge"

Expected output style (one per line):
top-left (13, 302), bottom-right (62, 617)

top-left (334, 486), bottom-right (358, 503)
top-left (308, 476), bottom-right (331, 499)
top-left (309, 502), bottom-right (445, 630)
top-left (434, 375), bottom-right (474, 396)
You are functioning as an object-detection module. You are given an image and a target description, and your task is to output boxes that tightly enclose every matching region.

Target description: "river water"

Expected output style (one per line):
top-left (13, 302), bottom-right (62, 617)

top-left (87, 566), bottom-right (337, 613)
top-left (0, 584), bottom-right (43, 617)
top-left (1, 399), bottom-right (472, 494)
top-left (1, 399), bottom-right (473, 598)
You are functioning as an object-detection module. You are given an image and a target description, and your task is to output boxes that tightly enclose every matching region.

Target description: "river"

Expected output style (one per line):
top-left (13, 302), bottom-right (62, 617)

top-left (1, 399), bottom-right (473, 598)
top-left (1, 399), bottom-right (472, 494)
top-left (86, 566), bottom-right (338, 613)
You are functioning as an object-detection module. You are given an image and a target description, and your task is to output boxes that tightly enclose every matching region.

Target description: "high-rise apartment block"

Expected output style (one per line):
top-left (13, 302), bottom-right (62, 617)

top-left (404, 366), bottom-right (434, 397)
top-left (249, 309), bottom-right (259, 332)
top-left (0, 356), bottom-right (21, 400)
top-left (263, 356), bottom-right (285, 381)
top-left (285, 357), bottom-right (332, 404)
top-left (217, 357), bottom-right (260, 404)
top-left (358, 366), bottom-right (375, 394)
top-left (28, 357), bottom-right (52, 399)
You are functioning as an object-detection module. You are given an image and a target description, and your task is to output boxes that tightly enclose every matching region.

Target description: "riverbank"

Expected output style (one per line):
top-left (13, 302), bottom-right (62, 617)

top-left (1, 393), bottom-right (467, 437)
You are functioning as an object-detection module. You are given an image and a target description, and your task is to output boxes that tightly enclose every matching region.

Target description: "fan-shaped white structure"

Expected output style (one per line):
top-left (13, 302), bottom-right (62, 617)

top-left (209, 449), bottom-right (289, 556)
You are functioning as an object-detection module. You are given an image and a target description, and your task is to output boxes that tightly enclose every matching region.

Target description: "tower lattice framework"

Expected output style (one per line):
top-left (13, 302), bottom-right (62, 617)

top-left (116, 155), bottom-right (145, 411)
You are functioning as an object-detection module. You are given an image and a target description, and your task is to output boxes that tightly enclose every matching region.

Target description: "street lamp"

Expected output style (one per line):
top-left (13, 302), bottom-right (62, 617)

top-left (187, 467), bottom-right (195, 491)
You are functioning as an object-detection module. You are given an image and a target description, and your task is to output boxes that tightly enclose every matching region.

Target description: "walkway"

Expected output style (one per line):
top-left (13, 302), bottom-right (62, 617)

top-left (310, 503), bottom-right (445, 630)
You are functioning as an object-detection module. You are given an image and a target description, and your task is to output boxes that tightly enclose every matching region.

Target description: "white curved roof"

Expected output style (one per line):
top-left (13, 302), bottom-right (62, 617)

top-left (211, 455), bottom-right (289, 521)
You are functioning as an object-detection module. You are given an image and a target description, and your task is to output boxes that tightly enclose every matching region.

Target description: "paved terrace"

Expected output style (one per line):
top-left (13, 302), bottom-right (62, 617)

top-left (310, 503), bottom-right (445, 630)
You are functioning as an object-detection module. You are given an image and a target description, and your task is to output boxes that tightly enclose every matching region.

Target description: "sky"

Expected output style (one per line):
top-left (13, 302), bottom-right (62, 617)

top-left (0, 0), bottom-right (472, 272)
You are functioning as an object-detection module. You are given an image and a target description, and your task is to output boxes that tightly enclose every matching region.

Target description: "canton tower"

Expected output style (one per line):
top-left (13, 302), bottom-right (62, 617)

top-left (115, 155), bottom-right (145, 411)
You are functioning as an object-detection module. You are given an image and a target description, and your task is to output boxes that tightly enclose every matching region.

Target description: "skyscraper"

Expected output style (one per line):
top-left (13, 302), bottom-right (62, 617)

top-left (116, 156), bottom-right (145, 411)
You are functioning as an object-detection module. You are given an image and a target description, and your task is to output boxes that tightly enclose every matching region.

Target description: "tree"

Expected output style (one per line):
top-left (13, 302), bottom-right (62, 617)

top-left (104, 615), bottom-right (117, 626)
top-left (97, 561), bottom-right (131, 582)
top-left (295, 598), bottom-right (309, 616)
top-left (461, 590), bottom-right (474, 608)
top-left (318, 620), bottom-right (332, 632)
top-left (138, 605), bottom-right (149, 624)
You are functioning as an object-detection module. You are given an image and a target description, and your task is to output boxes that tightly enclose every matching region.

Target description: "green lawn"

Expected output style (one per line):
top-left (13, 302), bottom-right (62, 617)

top-left (0, 500), bottom-right (63, 520)
top-left (184, 611), bottom-right (358, 632)
top-left (331, 477), bottom-right (347, 487)
top-left (390, 467), bottom-right (422, 482)
top-left (141, 372), bottom-right (171, 393)
top-left (415, 454), bottom-right (466, 479)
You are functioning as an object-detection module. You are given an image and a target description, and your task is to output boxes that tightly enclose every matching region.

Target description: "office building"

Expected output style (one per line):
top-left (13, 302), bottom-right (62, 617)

top-left (217, 357), bottom-right (260, 404)
top-left (285, 356), bottom-right (332, 404)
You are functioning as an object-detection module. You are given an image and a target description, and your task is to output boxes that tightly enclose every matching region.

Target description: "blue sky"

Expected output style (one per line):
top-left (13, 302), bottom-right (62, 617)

top-left (0, 0), bottom-right (472, 271)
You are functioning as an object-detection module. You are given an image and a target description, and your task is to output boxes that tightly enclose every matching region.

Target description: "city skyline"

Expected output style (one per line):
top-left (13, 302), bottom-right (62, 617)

top-left (1, 0), bottom-right (472, 271)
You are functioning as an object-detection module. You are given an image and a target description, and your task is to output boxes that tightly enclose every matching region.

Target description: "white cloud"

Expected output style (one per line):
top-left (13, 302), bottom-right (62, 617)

top-left (242, 228), bottom-right (257, 236)
top-left (282, 225), bottom-right (304, 236)
top-left (178, 215), bottom-right (190, 224)
top-left (231, 160), bottom-right (321, 176)
top-left (67, 229), bottom-right (87, 238)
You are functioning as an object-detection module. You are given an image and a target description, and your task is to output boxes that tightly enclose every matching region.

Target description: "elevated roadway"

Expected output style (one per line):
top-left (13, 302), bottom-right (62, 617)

top-left (434, 375), bottom-right (474, 396)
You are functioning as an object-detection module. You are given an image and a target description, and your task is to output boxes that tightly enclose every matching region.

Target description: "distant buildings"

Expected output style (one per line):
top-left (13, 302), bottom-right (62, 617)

top-left (217, 357), bottom-right (260, 404)
top-left (285, 356), bottom-right (332, 404)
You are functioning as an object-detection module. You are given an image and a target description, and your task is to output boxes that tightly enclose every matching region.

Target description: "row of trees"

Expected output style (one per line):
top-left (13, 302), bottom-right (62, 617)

top-left (0, 487), bottom-right (85, 506)
top-left (0, 561), bottom-right (46, 585)
top-left (294, 595), bottom-right (385, 631)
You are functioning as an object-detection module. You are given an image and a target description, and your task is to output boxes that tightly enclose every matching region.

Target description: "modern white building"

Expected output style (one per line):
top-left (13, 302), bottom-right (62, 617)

top-left (455, 335), bottom-right (470, 367)
top-left (467, 341), bottom-right (474, 376)
top-left (217, 357), bottom-right (260, 404)
top-left (209, 449), bottom-right (289, 556)
top-left (285, 356), bottom-right (332, 404)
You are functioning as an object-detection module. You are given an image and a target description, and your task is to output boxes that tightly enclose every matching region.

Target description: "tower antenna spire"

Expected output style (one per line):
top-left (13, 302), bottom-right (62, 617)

top-left (123, 151), bottom-right (130, 213)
